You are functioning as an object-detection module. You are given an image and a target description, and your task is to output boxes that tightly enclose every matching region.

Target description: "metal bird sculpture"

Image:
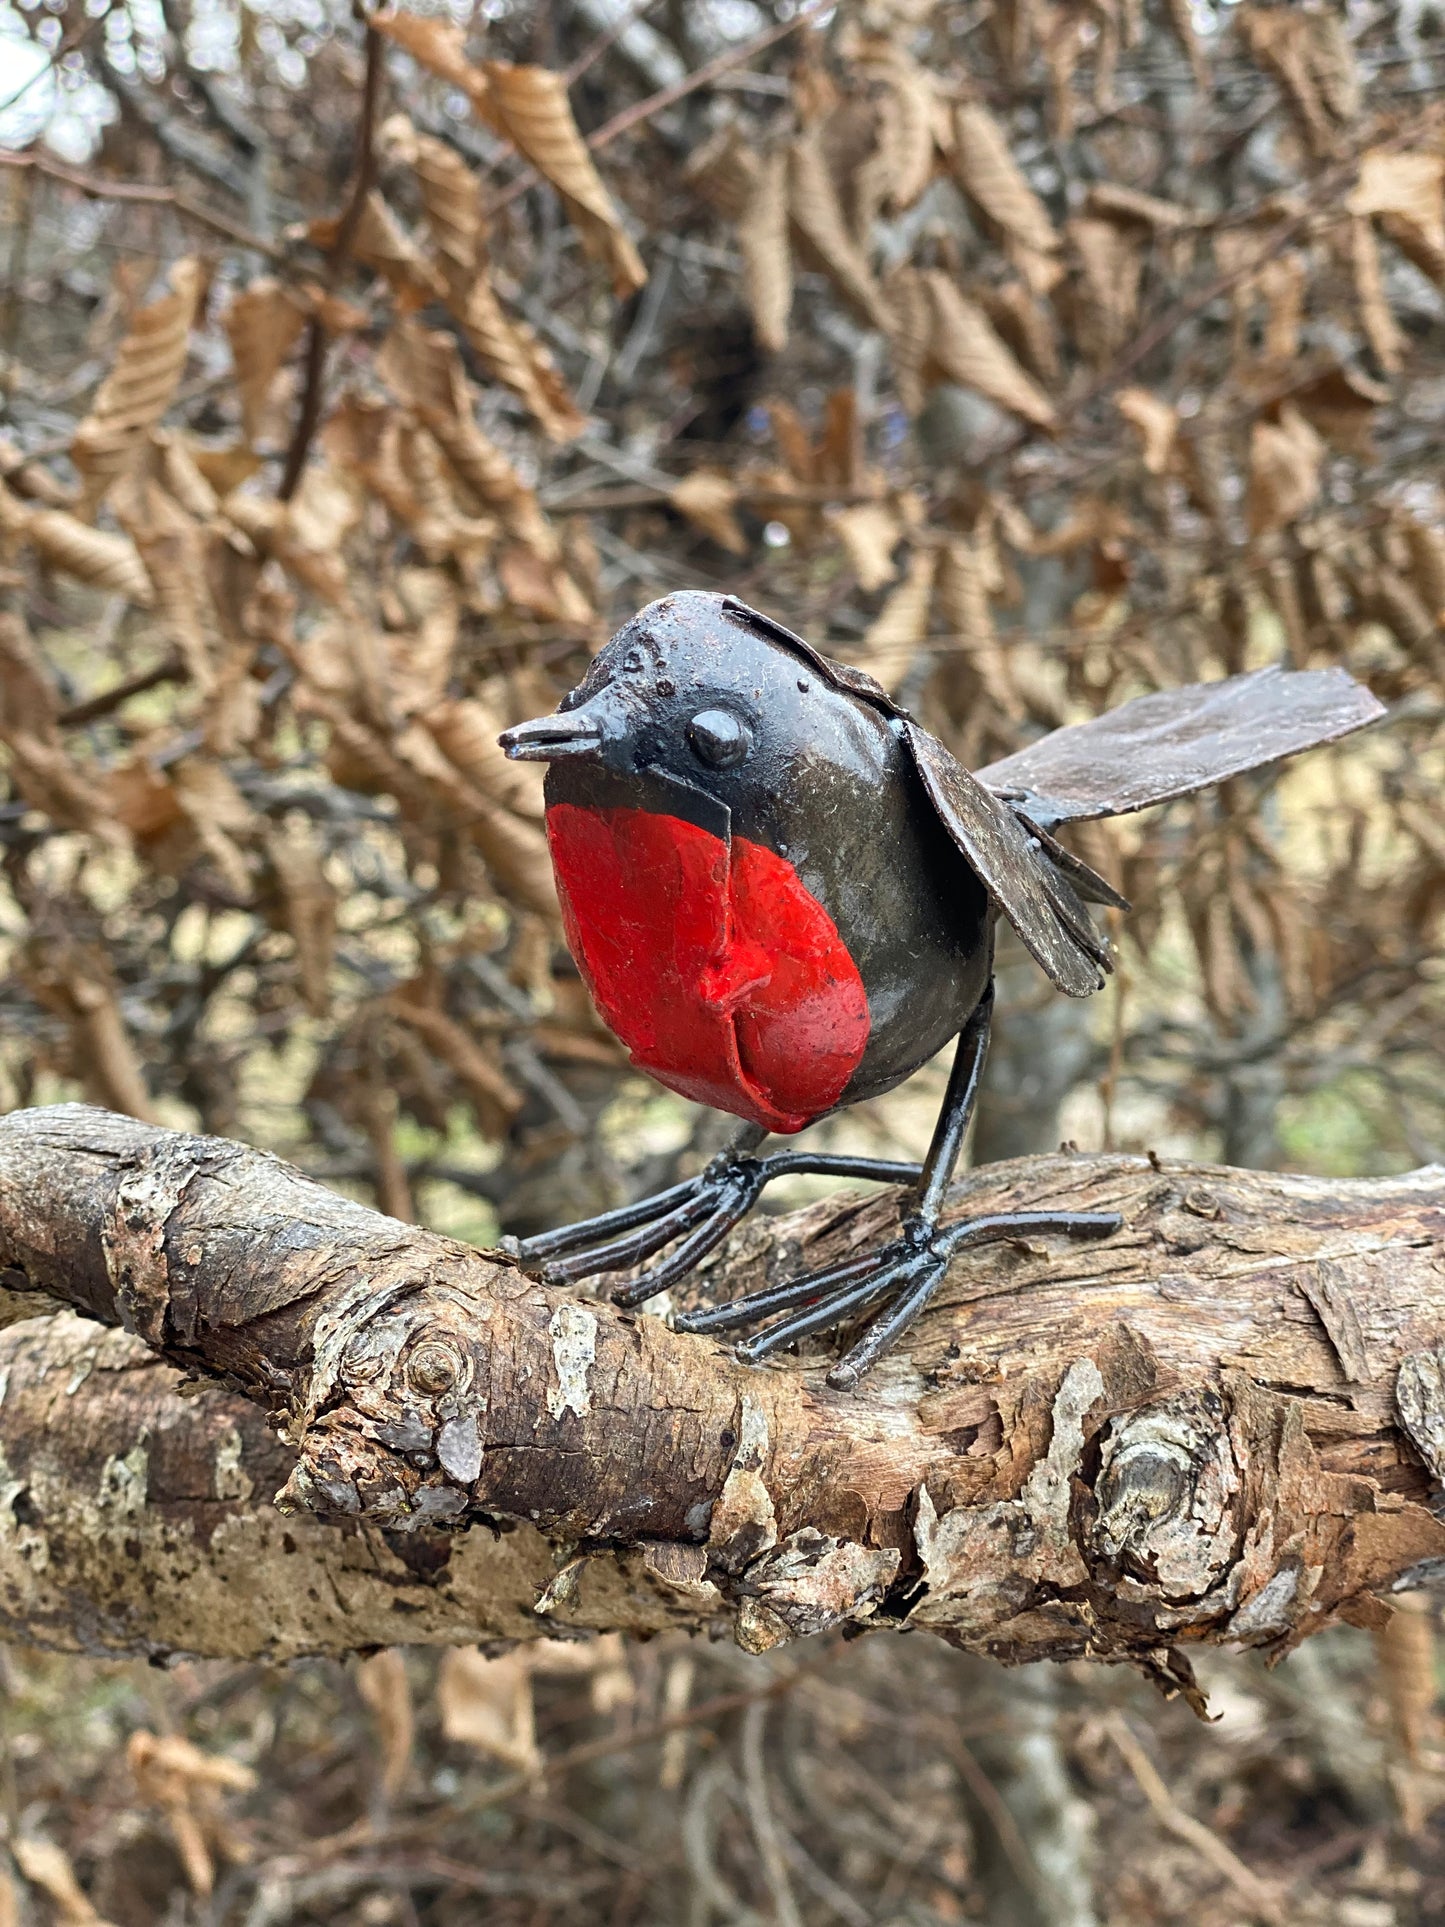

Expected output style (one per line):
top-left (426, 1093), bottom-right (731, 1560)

top-left (499, 591), bottom-right (1383, 1388)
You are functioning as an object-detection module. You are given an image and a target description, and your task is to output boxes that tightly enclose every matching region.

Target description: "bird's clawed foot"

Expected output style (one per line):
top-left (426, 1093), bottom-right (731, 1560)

top-left (675, 1208), bottom-right (1122, 1389)
top-left (506, 1146), bottom-right (923, 1312)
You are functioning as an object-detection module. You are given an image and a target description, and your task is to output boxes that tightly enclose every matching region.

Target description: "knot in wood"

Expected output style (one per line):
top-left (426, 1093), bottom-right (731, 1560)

top-left (1095, 1438), bottom-right (1191, 1560)
top-left (1091, 1390), bottom-right (1238, 1596)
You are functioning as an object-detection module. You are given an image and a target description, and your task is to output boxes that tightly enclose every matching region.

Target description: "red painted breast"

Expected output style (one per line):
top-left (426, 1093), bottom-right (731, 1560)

top-left (546, 803), bottom-right (870, 1133)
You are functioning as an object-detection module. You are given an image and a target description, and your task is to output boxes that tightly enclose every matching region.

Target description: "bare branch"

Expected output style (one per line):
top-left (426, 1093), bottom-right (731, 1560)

top-left (1, 1104), bottom-right (1443, 1676)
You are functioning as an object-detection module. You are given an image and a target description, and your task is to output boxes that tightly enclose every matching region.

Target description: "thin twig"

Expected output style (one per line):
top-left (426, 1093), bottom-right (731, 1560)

top-left (586, 0), bottom-right (830, 151)
top-left (278, 18), bottom-right (384, 502)
top-left (58, 653), bottom-right (185, 727)
top-left (1104, 1713), bottom-right (1285, 1925)
top-left (562, 0), bottom-right (664, 87)
top-left (739, 1699), bottom-right (805, 1927)
top-left (540, 479), bottom-right (889, 512)
top-left (293, 1656), bottom-right (840, 1870)
top-left (0, 150), bottom-right (285, 261)
top-left (938, 1732), bottom-right (1044, 1904)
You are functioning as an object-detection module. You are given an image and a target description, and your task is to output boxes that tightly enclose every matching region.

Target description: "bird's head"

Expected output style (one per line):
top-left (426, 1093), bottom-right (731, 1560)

top-left (498, 591), bottom-right (866, 814)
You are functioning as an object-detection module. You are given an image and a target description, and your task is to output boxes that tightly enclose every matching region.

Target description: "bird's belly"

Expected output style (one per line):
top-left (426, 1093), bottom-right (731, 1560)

top-left (546, 803), bottom-right (870, 1133)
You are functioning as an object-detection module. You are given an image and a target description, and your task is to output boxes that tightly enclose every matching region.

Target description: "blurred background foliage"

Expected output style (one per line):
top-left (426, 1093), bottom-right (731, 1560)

top-left (1, 0), bottom-right (1445, 1920)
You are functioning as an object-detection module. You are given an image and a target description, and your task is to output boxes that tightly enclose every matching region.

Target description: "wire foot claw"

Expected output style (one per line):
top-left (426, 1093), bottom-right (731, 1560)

top-left (510, 1145), bottom-right (924, 1305)
top-left (681, 1209), bottom-right (1122, 1386)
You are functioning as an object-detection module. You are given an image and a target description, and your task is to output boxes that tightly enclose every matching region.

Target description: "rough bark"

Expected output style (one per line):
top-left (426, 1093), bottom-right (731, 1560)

top-left (2, 1104), bottom-right (1445, 1685)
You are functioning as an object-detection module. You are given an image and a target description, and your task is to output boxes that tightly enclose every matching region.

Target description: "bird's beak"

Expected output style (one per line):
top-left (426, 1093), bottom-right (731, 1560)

top-left (498, 709), bottom-right (604, 763)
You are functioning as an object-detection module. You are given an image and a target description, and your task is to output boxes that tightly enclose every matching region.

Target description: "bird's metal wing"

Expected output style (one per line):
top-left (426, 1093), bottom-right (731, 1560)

top-left (975, 665), bottom-right (1385, 829)
top-left (904, 721), bottom-right (1116, 998)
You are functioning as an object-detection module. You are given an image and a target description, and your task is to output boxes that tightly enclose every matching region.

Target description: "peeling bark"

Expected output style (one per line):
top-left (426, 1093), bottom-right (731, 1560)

top-left (2, 1103), bottom-right (1444, 1676)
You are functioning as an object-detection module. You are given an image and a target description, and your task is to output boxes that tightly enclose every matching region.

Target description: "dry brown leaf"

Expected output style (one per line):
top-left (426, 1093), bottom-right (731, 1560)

top-left (737, 146), bottom-right (792, 354)
top-left (405, 124), bottom-right (485, 282)
top-left (854, 39), bottom-right (937, 219)
top-left (390, 127), bottom-right (583, 440)
top-left (0, 614), bottom-right (113, 837)
top-left (322, 398), bottom-right (484, 555)
top-left (71, 258), bottom-right (203, 511)
top-left (24, 937), bottom-right (159, 1122)
top-left (108, 755), bottom-right (184, 840)
top-left (923, 271), bottom-right (1057, 430)
top-left (0, 610), bottom-right (60, 739)
top-left (223, 471), bottom-right (358, 610)
top-left (1400, 513), bottom-right (1445, 620)
top-left (1041, 11), bottom-right (1087, 138)
top-left (1377, 1594), bottom-right (1438, 1776)
top-left (156, 432), bottom-right (222, 520)
top-left (388, 992), bottom-right (524, 1135)
top-left (1348, 148), bottom-right (1445, 260)
top-left (1165, 0), bottom-right (1210, 92)
top-left (357, 1649), bottom-right (415, 1802)
top-left (266, 816), bottom-right (336, 1017)
top-left (816, 387), bottom-right (862, 487)
top-left (436, 1646), bottom-right (541, 1773)
top-left (1258, 253), bottom-right (1306, 365)
top-left (1085, 181), bottom-right (1196, 229)
top-left (299, 284), bottom-right (370, 337)
top-left (425, 695), bottom-right (545, 822)
top-left (3, 477), bottom-right (156, 605)
top-left (32, 510), bottom-right (157, 604)
top-left (223, 279), bottom-right (308, 444)
top-left (938, 530), bottom-right (1020, 716)
top-left (1241, 6), bottom-right (1352, 156)
top-left (670, 470), bottom-right (748, 554)
top-left (1248, 404), bottom-right (1325, 539)
top-left (2, 730), bottom-right (114, 835)
top-left (390, 567), bottom-right (461, 715)
top-left (454, 277), bottom-right (586, 442)
top-left (1286, 362), bottom-right (1389, 460)
top-left (830, 502), bottom-right (901, 591)
top-left (1117, 387), bottom-right (1178, 474)
top-left (435, 1639), bottom-right (630, 1776)
top-left (128, 1731), bottom-right (255, 1899)
top-left (377, 320), bottom-right (550, 544)
top-left (12, 1837), bottom-right (113, 1926)
top-left (884, 264), bottom-right (934, 415)
top-left (373, 9), bottom-right (488, 107)
top-left (482, 62), bottom-right (646, 296)
top-left (952, 102), bottom-right (1057, 258)
top-left (682, 123), bottom-right (756, 224)
top-left (1350, 216), bottom-right (1404, 376)
top-left (115, 476), bottom-right (222, 695)
top-left (984, 279), bottom-right (1062, 385)
top-left (297, 609), bottom-right (393, 729)
top-left (1068, 216), bottom-right (1142, 364)
top-left (856, 544), bottom-right (937, 691)
top-left (388, 713), bottom-right (558, 918)
top-left (1025, 494), bottom-right (1136, 561)
top-left (495, 542), bottom-right (593, 625)
top-left (787, 127), bottom-right (894, 334)
top-left (309, 191), bottom-right (444, 309)
top-left (768, 400), bottom-right (816, 484)
top-left (171, 758), bottom-right (258, 897)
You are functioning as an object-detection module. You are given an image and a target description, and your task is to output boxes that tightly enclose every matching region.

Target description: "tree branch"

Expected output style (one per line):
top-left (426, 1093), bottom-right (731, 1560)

top-left (277, 20), bottom-right (384, 502)
top-left (2, 1103), bottom-right (1444, 1682)
top-left (0, 151), bottom-right (286, 261)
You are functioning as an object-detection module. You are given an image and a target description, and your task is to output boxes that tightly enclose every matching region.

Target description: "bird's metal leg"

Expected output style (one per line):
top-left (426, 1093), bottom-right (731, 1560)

top-left (680, 983), bottom-right (1121, 1389)
top-left (508, 1119), bottom-right (924, 1305)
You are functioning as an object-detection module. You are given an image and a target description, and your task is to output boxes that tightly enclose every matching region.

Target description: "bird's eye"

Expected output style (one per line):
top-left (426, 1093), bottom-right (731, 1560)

top-left (687, 709), bottom-right (753, 769)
